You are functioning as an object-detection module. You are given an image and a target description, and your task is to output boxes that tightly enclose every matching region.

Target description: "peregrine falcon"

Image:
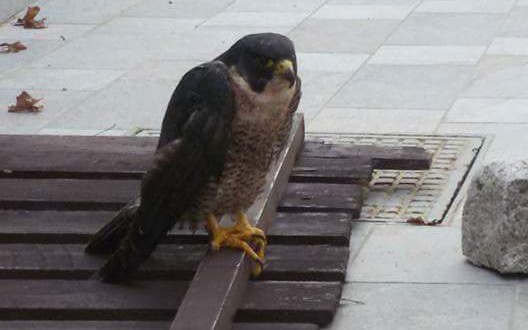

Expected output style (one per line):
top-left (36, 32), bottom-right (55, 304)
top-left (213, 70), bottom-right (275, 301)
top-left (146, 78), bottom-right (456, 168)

top-left (85, 33), bottom-right (301, 283)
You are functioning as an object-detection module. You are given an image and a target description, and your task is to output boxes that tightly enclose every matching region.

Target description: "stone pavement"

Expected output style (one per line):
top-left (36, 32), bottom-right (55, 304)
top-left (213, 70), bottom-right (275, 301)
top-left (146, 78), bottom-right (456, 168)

top-left (1, 0), bottom-right (528, 329)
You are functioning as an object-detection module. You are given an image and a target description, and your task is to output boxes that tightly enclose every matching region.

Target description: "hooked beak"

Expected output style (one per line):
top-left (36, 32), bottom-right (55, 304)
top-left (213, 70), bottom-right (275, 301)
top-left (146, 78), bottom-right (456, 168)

top-left (274, 59), bottom-right (296, 88)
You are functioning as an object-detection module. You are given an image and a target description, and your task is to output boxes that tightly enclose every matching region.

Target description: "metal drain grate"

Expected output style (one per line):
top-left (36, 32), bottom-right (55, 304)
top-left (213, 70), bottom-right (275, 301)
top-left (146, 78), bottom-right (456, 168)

top-left (306, 133), bottom-right (485, 223)
top-left (136, 129), bottom-right (485, 224)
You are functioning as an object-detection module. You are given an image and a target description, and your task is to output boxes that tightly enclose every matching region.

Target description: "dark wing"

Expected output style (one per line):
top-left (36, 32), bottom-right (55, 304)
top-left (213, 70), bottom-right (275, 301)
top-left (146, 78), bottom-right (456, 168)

top-left (86, 61), bottom-right (235, 283)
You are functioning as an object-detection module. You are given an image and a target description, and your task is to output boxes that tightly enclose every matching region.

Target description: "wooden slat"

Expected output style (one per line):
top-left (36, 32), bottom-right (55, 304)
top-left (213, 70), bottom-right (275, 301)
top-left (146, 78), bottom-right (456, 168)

top-left (290, 156), bottom-right (372, 184)
top-left (0, 135), bottom-right (156, 178)
top-left (0, 179), bottom-right (138, 210)
top-left (0, 321), bottom-right (319, 330)
top-left (0, 280), bottom-right (341, 326)
top-left (302, 141), bottom-right (432, 170)
top-left (171, 114), bottom-right (305, 330)
top-left (0, 321), bottom-right (169, 330)
top-left (0, 244), bottom-right (348, 281)
top-left (236, 281), bottom-right (341, 326)
top-left (279, 183), bottom-right (364, 217)
top-left (0, 211), bottom-right (352, 246)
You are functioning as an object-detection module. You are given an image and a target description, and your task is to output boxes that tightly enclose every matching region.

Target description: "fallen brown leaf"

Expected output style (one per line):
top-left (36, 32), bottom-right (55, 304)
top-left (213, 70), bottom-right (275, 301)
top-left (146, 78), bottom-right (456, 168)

top-left (406, 217), bottom-right (441, 226)
top-left (0, 41), bottom-right (27, 53)
top-left (8, 91), bottom-right (43, 113)
top-left (14, 6), bottom-right (47, 29)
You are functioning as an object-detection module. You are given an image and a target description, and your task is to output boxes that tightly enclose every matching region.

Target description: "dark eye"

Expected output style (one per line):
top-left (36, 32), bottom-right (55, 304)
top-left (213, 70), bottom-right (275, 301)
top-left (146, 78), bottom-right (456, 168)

top-left (256, 56), bottom-right (274, 68)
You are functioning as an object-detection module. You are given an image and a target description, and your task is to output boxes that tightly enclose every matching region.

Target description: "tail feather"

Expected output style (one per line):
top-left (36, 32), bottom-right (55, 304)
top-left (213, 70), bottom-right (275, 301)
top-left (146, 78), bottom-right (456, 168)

top-left (85, 197), bottom-right (140, 255)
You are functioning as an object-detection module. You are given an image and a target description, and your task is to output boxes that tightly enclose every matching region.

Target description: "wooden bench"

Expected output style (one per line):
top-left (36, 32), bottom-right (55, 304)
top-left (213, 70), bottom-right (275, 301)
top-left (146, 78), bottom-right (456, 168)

top-left (0, 115), bottom-right (431, 329)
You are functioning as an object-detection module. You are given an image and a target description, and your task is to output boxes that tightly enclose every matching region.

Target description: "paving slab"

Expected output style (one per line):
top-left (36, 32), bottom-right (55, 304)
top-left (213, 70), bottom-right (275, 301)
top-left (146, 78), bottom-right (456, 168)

top-left (0, 22), bottom-right (95, 41)
top-left (0, 39), bottom-right (63, 74)
top-left (30, 33), bottom-right (167, 69)
top-left (0, 68), bottom-right (124, 91)
top-left (296, 70), bottom-right (352, 122)
top-left (387, 13), bottom-right (506, 46)
top-left (488, 37), bottom-right (528, 56)
top-left (347, 225), bottom-right (517, 284)
top-left (446, 98), bottom-right (528, 123)
top-left (328, 0), bottom-right (419, 4)
top-left (369, 46), bottom-right (485, 65)
top-left (297, 53), bottom-right (369, 73)
top-left (288, 19), bottom-right (400, 54)
top-left (328, 65), bottom-right (474, 110)
top-left (225, 0), bottom-right (327, 13)
top-left (514, 285), bottom-right (528, 330)
top-left (462, 56), bottom-right (528, 98)
top-left (328, 282), bottom-right (514, 330)
top-left (307, 108), bottom-right (444, 134)
top-left (437, 123), bottom-right (528, 163)
top-left (31, 0), bottom-right (144, 24)
top-left (43, 76), bottom-right (174, 131)
top-left (0, 89), bottom-right (93, 134)
top-left (203, 11), bottom-right (308, 27)
top-left (93, 17), bottom-right (203, 35)
top-left (124, 0), bottom-right (233, 19)
top-left (415, 0), bottom-right (516, 14)
top-left (500, 7), bottom-right (528, 37)
top-left (312, 4), bottom-right (416, 20)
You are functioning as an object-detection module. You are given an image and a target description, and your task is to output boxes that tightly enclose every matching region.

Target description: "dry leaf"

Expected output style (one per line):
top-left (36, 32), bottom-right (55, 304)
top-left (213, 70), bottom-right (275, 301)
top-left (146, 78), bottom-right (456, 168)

top-left (406, 217), bottom-right (441, 226)
top-left (14, 6), bottom-right (47, 29)
top-left (0, 41), bottom-right (27, 53)
top-left (8, 91), bottom-right (43, 113)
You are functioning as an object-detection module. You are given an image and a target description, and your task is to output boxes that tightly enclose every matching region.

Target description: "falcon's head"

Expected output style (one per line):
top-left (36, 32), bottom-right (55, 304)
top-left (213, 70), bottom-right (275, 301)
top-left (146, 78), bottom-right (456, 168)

top-left (217, 33), bottom-right (298, 94)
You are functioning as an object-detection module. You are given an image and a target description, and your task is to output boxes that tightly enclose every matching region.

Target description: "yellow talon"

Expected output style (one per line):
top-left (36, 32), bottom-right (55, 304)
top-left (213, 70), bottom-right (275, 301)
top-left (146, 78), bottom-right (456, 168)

top-left (206, 212), bottom-right (267, 276)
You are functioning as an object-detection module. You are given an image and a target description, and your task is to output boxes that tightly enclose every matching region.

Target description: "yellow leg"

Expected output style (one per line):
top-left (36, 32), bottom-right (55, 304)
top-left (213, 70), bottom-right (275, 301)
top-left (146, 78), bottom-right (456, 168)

top-left (206, 213), bottom-right (267, 276)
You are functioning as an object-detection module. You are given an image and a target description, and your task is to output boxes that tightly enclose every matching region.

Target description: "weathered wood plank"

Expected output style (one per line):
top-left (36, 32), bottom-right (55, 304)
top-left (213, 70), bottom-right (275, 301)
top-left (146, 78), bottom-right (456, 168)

top-left (0, 321), bottom-right (319, 330)
top-left (0, 211), bottom-right (352, 246)
top-left (0, 179), bottom-right (138, 210)
top-left (171, 114), bottom-right (305, 330)
top-left (0, 244), bottom-right (349, 281)
top-left (302, 141), bottom-right (432, 170)
top-left (236, 281), bottom-right (341, 326)
top-left (0, 321), bottom-right (169, 330)
top-left (0, 135), bottom-right (156, 178)
top-left (290, 156), bottom-right (372, 184)
top-left (278, 183), bottom-right (364, 217)
top-left (0, 280), bottom-right (340, 326)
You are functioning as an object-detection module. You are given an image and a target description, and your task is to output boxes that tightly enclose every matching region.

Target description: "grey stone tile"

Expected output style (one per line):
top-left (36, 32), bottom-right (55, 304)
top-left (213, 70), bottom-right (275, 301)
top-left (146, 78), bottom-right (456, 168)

top-left (388, 13), bottom-right (507, 46)
top-left (297, 53), bottom-right (369, 73)
top-left (328, 0), bottom-right (419, 4)
top-left (203, 11), bottom-right (308, 27)
top-left (488, 38), bottom-right (528, 55)
top-left (124, 0), bottom-right (233, 19)
top-left (328, 282), bottom-right (514, 330)
top-left (122, 60), bottom-right (200, 83)
top-left (436, 123), bottom-right (528, 163)
top-left (329, 65), bottom-right (473, 110)
top-left (225, 0), bottom-right (326, 12)
top-left (37, 128), bottom-right (130, 136)
top-left (44, 77), bottom-right (175, 131)
top-left (462, 56), bottom-right (528, 98)
top-left (446, 98), bottom-right (528, 123)
top-left (0, 39), bottom-right (63, 74)
top-left (500, 7), bottom-right (528, 37)
top-left (0, 89), bottom-right (93, 134)
top-left (312, 4), bottom-right (415, 20)
top-left (307, 108), bottom-right (443, 134)
top-left (288, 19), bottom-right (400, 54)
top-left (519, 0), bottom-right (528, 6)
top-left (31, 0), bottom-right (143, 24)
top-left (93, 17), bottom-right (203, 35)
top-left (348, 222), bottom-right (375, 264)
top-left (0, 23), bottom-right (95, 41)
top-left (0, 68), bottom-right (124, 91)
top-left (369, 46), bottom-right (485, 65)
top-left (514, 285), bottom-right (528, 330)
top-left (296, 70), bottom-right (352, 121)
top-left (416, 0), bottom-right (516, 14)
top-left (347, 225), bottom-right (516, 284)
top-left (30, 33), bottom-right (166, 69)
